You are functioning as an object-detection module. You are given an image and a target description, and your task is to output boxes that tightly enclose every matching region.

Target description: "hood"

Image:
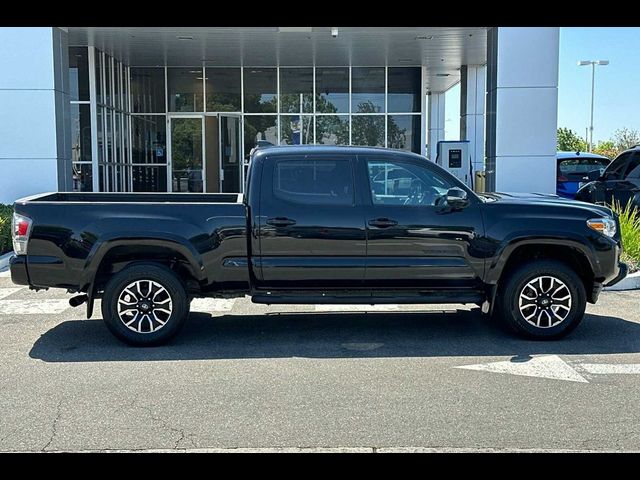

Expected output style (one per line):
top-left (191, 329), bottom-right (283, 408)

top-left (479, 191), bottom-right (614, 217)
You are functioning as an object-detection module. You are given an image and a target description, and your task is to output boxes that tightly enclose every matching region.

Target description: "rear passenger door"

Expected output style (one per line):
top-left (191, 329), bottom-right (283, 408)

top-left (256, 154), bottom-right (367, 289)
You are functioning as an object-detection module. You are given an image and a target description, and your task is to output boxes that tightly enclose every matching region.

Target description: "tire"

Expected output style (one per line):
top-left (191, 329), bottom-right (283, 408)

top-left (101, 264), bottom-right (190, 346)
top-left (497, 260), bottom-right (586, 340)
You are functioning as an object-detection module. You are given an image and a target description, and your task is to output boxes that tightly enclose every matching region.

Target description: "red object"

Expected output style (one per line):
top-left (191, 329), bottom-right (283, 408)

top-left (557, 175), bottom-right (568, 182)
top-left (16, 219), bottom-right (29, 236)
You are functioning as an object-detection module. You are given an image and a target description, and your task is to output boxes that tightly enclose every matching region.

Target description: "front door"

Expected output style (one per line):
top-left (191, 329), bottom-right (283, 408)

top-left (362, 154), bottom-right (485, 289)
top-left (257, 153), bottom-right (367, 289)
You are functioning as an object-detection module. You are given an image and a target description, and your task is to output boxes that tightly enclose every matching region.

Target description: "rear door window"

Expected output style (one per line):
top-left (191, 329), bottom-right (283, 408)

top-left (273, 158), bottom-right (354, 205)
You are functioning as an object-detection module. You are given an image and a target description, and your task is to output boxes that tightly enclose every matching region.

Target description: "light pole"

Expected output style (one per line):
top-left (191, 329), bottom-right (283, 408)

top-left (578, 60), bottom-right (609, 152)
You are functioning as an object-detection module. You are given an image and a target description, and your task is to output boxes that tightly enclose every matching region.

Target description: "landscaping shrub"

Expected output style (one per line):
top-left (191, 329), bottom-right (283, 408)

top-left (611, 200), bottom-right (640, 273)
top-left (0, 204), bottom-right (12, 255)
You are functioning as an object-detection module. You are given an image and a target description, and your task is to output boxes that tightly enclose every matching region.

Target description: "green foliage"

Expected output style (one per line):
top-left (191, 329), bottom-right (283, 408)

top-left (610, 200), bottom-right (640, 273)
top-left (0, 205), bottom-right (13, 255)
top-left (557, 127), bottom-right (588, 152)
top-left (592, 140), bottom-right (616, 160)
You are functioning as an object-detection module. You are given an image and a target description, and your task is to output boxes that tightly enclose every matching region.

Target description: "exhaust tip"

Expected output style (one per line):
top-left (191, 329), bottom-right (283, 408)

top-left (69, 294), bottom-right (88, 308)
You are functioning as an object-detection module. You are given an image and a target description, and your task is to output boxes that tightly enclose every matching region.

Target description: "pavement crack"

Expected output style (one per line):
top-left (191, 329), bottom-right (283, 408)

top-left (41, 399), bottom-right (63, 452)
top-left (138, 404), bottom-right (195, 450)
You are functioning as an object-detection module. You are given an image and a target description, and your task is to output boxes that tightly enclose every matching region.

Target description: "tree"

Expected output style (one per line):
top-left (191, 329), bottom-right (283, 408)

top-left (592, 140), bottom-right (617, 160)
top-left (612, 127), bottom-right (640, 153)
top-left (557, 127), bottom-right (587, 152)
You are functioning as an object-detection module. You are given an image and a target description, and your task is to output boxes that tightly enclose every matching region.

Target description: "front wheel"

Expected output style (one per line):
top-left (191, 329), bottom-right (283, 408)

top-left (498, 260), bottom-right (587, 339)
top-left (101, 264), bottom-right (190, 346)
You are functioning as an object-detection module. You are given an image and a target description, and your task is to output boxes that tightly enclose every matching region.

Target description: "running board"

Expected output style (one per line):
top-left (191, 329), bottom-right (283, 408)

top-left (251, 292), bottom-right (484, 305)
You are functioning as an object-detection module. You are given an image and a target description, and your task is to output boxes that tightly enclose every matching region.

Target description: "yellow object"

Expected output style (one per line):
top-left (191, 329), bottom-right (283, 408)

top-left (474, 171), bottom-right (486, 193)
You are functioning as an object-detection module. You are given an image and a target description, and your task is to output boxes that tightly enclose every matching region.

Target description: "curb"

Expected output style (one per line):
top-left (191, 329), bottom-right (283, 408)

top-left (0, 251), bottom-right (13, 273)
top-left (604, 270), bottom-right (640, 292)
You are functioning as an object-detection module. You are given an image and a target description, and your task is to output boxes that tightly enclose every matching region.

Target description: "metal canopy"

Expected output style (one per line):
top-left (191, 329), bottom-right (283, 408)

top-left (68, 27), bottom-right (488, 93)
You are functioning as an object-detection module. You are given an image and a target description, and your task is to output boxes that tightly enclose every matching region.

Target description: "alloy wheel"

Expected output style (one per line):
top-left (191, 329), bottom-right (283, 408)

top-left (518, 275), bottom-right (572, 328)
top-left (117, 280), bottom-right (173, 334)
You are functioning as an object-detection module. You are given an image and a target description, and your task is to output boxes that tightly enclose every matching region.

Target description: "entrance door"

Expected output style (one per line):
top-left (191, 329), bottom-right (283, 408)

top-left (168, 115), bottom-right (204, 192)
top-left (219, 114), bottom-right (242, 192)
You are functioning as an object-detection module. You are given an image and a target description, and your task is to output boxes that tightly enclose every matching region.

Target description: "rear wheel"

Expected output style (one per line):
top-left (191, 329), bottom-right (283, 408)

top-left (101, 264), bottom-right (190, 346)
top-left (498, 260), bottom-right (586, 339)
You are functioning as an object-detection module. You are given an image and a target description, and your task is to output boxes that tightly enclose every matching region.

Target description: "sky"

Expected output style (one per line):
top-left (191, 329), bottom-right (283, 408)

top-left (558, 27), bottom-right (640, 144)
top-left (442, 27), bottom-right (640, 144)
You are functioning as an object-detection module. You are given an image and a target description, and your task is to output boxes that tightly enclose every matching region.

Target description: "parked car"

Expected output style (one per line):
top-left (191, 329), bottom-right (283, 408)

top-left (575, 145), bottom-right (640, 210)
top-left (10, 146), bottom-right (626, 346)
top-left (556, 151), bottom-right (610, 199)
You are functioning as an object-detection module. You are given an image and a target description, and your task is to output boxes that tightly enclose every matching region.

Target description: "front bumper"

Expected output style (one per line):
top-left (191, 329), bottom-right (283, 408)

top-left (605, 262), bottom-right (628, 287)
top-left (9, 255), bottom-right (29, 286)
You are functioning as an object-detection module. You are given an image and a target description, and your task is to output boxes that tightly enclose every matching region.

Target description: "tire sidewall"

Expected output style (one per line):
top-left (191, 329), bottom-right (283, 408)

top-left (502, 261), bottom-right (586, 339)
top-left (101, 264), bottom-right (189, 346)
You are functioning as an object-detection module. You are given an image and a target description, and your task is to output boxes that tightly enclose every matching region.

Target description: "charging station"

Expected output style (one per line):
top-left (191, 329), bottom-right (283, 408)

top-left (435, 140), bottom-right (472, 188)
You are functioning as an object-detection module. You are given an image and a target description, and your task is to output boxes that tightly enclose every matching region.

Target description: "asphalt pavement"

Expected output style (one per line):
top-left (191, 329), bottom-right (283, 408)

top-left (1, 269), bottom-right (639, 452)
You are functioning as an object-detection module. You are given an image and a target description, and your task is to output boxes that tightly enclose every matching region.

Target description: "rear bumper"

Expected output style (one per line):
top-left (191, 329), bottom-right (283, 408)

top-left (605, 262), bottom-right (628, 287)
top-left (9, 255), bottom-right (29, 286)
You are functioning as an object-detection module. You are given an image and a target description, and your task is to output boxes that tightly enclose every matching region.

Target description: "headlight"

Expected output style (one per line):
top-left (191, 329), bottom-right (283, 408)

top-left (587, 217), bottom-right (617, 238)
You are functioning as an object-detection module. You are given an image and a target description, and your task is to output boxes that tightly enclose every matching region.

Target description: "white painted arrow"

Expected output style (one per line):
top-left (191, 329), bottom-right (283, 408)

top-left (455, 355), bottom-right (589, 383)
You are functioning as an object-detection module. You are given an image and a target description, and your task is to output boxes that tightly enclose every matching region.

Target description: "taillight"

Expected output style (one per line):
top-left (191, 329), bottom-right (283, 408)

top-left (11, 213), bottom-right (32, 255)
top-left (558, 175), bottom-right (568, 182)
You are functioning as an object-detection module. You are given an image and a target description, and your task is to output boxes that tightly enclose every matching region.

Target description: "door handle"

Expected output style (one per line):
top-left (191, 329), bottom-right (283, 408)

top-left (368, 218), bottom-right (398, 228)
top-left (266, 217), bottom-right (297, 227)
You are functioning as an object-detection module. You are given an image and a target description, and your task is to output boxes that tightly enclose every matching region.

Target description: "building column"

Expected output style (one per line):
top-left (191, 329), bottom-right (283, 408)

top-left (427, 92), bottom-right (445, 161)
top-left (460, 65), bottom-right (486, 174)
top-left (0, 27), bottom-right (71, 204)
top-left (485, 27), bottom-right (559, 193)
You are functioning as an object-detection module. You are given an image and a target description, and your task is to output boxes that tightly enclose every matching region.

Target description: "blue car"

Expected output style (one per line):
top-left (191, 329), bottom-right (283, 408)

top-left (557, 151), bottom-right (610, 199)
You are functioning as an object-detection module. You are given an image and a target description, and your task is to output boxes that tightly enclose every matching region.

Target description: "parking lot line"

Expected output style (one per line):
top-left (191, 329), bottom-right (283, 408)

top-left (0, 288), bottom-right (23, 300)
top-left (0, 299), bottom-right (71, 315)
top-left (190, 298), bottom-right (237, 313)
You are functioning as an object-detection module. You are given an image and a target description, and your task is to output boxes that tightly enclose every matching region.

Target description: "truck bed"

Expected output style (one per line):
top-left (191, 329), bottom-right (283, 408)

top-left (13, 191), bottom-right (249, 293)
top-left (17, 192), bottom-right (242, 204)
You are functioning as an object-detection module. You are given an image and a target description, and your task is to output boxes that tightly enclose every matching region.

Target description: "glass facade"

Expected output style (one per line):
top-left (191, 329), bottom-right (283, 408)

top-left (167, 68), bottom-right (204, 112)
top-left (69, 47), bottom-right (92, 191)
top-left (73, 52), bottom-right (423, 193)
top-left (95, 51), bottom-right (132, 192)
top-left (206, 68), bottom-right (241, 112)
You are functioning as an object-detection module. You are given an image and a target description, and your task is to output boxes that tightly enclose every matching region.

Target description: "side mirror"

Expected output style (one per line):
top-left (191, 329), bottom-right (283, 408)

top-left (445, 187), bottom-right (469, 209)
top-left (587, 169), bottom-right (602, 182)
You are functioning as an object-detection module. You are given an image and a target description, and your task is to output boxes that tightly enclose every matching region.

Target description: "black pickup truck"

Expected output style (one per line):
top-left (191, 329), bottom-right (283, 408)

top-left (10, 146), bottom-right (627, 345)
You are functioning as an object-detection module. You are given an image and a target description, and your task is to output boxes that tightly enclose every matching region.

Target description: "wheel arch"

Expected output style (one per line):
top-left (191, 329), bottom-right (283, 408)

top-left (486, 239), bottom-right (598, 314)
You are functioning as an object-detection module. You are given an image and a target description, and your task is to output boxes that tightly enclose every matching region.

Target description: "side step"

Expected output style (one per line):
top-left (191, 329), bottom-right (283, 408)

top-left (251, 292), bottom-right (484, 305)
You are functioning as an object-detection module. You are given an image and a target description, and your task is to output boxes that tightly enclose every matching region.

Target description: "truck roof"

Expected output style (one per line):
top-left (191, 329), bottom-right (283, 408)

top-left (251, 144), bottom-right (429, 161)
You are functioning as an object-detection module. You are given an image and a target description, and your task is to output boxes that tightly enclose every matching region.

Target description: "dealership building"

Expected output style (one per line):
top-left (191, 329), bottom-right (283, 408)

top-left (0, 27), bottom-right (560, 203)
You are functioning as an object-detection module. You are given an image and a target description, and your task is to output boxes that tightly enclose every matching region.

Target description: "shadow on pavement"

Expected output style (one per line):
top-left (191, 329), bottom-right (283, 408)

top-left (29, 308), bottom-right (640, 363)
